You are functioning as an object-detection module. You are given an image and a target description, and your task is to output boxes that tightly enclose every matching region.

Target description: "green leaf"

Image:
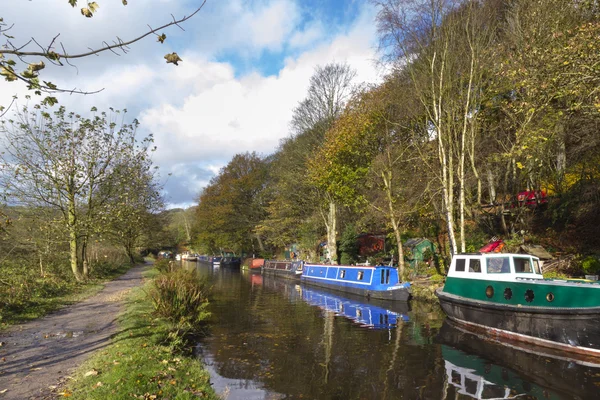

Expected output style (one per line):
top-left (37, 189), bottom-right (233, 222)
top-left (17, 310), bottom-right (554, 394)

top-left (42, 97), bottom-right (59, 106)
top-left (157, 33), bottom-right (167, 44)
top-left (68, 0), bottom-right (77, 7)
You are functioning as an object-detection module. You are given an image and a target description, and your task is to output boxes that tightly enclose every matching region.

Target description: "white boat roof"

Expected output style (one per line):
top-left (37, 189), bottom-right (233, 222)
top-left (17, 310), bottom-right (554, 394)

top-left (447, 253), bottom-right (544, 281)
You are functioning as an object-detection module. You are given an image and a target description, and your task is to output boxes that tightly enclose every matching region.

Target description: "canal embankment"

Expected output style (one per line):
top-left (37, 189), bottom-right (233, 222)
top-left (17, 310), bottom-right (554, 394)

top-left (65, 262), bottom-right (217, 399)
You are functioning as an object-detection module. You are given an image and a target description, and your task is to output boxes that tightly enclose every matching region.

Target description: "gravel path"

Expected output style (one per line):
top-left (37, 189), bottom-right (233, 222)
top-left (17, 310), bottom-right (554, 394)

top-left (0, 264), bottom-right (150, 399)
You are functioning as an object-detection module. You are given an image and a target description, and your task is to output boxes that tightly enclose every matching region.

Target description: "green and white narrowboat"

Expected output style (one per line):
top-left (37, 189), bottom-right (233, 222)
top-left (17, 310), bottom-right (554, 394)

top-left (436, 252), bottom-right (600, 361)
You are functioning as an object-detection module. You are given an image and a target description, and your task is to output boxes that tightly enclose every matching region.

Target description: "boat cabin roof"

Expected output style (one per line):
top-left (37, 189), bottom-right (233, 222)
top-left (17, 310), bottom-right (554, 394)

top-left (447, 253), bottom-right (543, 281)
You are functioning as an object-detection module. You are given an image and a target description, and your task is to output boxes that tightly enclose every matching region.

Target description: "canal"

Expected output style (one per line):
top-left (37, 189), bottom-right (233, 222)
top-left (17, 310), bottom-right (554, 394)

top-left (191, 263), bottom-right (600, 399)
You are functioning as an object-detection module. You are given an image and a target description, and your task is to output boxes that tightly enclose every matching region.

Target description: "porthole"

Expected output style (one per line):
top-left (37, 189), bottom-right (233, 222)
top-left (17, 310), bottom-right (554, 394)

top-left (485, 285), bottom-right (494, 298)
top-left (525, 289), bottom-right (535, 303)
top-left (504, 288), bottom-right (513, 300)
top-left (546, 292), bottom-right (555, 302)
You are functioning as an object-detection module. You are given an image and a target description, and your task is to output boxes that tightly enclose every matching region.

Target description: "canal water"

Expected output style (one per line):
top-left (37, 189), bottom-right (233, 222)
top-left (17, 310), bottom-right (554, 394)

top-left (192, 263), bottom-right (600, 400)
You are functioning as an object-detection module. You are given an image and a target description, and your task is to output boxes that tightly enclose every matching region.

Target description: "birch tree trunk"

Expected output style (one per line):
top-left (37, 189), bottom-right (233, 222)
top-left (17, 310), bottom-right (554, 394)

top-left (381, 169), bottom-right (406, 278)
top-left (326, 200), bottom-right (338, 264)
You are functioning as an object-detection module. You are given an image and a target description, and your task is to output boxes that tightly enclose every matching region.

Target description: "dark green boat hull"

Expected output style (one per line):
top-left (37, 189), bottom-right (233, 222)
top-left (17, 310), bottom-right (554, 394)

top-left (436, 288), bottom-right (600, 357)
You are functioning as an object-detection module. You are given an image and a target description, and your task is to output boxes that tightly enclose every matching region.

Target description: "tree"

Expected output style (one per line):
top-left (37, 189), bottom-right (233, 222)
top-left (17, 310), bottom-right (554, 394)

top-left (292, 63), bottom-right (358, 264)
top-left (374, 0), bottom-right (495, 255)
top-left (309, 81), bottom-right (425, 277)
top-left (195, 152), bottom-right (269, 255)
top-left (0, 105), bottom-right (156, 281)
top-left (0, 0), bottom-right (206, 113)
top-left (103, 155), bottom-right (164, 264)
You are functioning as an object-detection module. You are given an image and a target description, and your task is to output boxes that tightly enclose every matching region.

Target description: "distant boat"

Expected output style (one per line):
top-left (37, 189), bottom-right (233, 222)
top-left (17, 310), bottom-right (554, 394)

top-left (212, 256), bottom-right (222, 267)
top-left (221, 256), bottom-right (241, 269)
top-left (181, 252), bottom-right (198, 261)
top-left (436, 252), bottom-right (600, 362)
top-left (301, 264), bottom-right (411, 301)
top-left (175, 254), bottom-right (182, 261)
top-left (262, 260), bottom-right (304, 279)
top-left (248, 258), bottom-right (264, 273)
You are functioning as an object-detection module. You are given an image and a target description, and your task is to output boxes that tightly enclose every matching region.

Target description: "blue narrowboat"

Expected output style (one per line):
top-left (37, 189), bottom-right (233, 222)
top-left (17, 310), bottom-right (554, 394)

top-left (301, 264), bottom-right (411, 301)
top-left (301, 286), bottom-right (409, 329)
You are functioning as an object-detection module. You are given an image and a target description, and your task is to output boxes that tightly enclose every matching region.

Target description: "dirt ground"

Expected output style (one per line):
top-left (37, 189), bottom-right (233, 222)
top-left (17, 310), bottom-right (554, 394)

top-left (0, 264), bottom-right (149, 399)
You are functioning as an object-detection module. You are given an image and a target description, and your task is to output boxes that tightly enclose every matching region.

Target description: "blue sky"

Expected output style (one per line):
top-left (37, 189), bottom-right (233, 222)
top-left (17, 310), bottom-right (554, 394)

top-left (0, 0), bottom-right (382, 207)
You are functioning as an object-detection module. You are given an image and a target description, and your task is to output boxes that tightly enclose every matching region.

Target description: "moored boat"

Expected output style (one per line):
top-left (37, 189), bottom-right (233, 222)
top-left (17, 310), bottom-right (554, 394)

top-left (220, 256), bottom-right (241, 269)
top-left (301, 264), bottom-right (411, 301)
top-left (212, 256), bottom-right (222, 267)
top-left (248, 258), bottom-right (264, 273)
top-left (262, 259), bottom-right (304, 279)
top-left (436, 252), bottom-right (600, 361)
top-left (181, 252), bottom-right (198, 261)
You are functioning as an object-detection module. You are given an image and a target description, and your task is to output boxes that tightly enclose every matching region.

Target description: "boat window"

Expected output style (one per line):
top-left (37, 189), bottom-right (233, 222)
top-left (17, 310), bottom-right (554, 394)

top-left (486, 257), bottom-right (511, 274)
top-left (514, 257), bottom-right (533, 273)
top-left (533, 260), bottom-right (541, 274)
top-left (340, 270), bottom-right (346, 279)
top-left (468, 259), bottom-right (481, 273)
top-left (386, 269), bottom-right (390, 284)
top-left (455, 258), bottom-right (466, 272)
top-left (357, 271), bottom-right (364, 280)
top-left (381, 269), bottom-right (385, 284)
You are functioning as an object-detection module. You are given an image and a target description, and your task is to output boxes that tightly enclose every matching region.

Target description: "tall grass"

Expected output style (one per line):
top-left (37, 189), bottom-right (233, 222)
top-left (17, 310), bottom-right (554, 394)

top-left (0, 257), bottom-right (131, 325)
top-left (149, 267), bottom-right (211, 343)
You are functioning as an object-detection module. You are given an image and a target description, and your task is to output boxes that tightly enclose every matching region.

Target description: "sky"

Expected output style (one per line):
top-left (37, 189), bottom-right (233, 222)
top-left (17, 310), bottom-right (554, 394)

top-left (0, 0), bottom-right (384, 208)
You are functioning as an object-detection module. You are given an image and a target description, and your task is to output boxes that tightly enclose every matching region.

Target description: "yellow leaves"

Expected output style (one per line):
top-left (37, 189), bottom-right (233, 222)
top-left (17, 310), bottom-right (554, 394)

top-left (81, 2), bottom-right (99, 17)
top-left (0, 66), bottom-right (17, 82)
top-left (157, 33), bottom-right (167, 44)
top-left (516, 162), bottom-right (524, 170)
top-left (164, 52), bottom-right (182, 66)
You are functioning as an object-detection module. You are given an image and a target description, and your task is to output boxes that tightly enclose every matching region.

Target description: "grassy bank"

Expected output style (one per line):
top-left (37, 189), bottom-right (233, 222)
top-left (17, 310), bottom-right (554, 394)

top-left (66, 267), bottom-right (218, 399)
top-left (0, 260), bottom-right (132, 328)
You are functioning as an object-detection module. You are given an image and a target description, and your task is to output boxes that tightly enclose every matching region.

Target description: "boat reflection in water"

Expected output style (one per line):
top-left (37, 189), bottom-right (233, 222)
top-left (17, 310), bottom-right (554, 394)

top-left (300, 286), bottom-right (409, 329)
top-left (262, 276), bottom-right (410, 329)
top-left (437, 320), bottom-right (600, 399)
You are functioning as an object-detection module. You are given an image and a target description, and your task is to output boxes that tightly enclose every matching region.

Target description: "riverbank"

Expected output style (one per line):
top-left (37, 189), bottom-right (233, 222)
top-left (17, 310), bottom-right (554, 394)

top-left (0, 261), bottom-right (132, 328)
top-left (65, 268), bottom-right (218, 399)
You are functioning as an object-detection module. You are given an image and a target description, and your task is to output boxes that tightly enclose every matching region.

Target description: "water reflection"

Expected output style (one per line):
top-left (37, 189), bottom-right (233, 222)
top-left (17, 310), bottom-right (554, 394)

top-left (194, 265), bottom-right (598, 399)
top-left (197, 266), bottom-right (446, 399)
top-left (437, 321), bottom-right (600, 399)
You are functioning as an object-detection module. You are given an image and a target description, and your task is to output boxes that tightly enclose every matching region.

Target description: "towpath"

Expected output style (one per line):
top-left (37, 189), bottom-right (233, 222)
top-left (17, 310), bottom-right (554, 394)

top-left (0, 264), bottom-right (149, 399)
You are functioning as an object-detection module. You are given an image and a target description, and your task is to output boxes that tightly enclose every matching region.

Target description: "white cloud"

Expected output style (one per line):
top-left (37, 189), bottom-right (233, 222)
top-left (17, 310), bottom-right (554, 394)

top-left (289, 21), bottom-right (325, 49)
top-left (0, 0), bottom-right (382, 206)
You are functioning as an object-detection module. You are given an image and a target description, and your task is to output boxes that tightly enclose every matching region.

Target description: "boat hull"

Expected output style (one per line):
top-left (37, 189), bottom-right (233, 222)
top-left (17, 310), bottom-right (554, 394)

top-left (436, 288), bottom-right (600, 358)
top-left (262, 260), bottom-right (303, 280)
top-left (301, 276), bottom-right (410, 301)
top-left (301, 264), bottom-right (410, 301)
top-left (220, 257), bottom-right (241, 269)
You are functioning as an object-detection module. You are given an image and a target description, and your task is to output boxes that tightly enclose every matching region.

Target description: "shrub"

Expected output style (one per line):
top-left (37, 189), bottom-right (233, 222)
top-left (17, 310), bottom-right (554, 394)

top-left (581, 256), bottom-right (600, 275)
top-left (153, 259), bottom-right (173, 274)
top-left (150, 268), bottom-right (211, 335)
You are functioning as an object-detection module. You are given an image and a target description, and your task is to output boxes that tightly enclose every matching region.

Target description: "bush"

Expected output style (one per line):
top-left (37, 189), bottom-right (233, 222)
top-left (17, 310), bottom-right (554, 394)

top-left (153, 259), bottom-right (173, 274)
top-left (150, 268), bottom-right (211, 335)
top-left (581, 256), bottom-right (600, 275)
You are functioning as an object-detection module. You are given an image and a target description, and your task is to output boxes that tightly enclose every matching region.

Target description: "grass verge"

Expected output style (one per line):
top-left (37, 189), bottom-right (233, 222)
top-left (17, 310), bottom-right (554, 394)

top-left (65, 268), bottom-right (218, 399)
top-left (0, 262), bottom-right (132, 328)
